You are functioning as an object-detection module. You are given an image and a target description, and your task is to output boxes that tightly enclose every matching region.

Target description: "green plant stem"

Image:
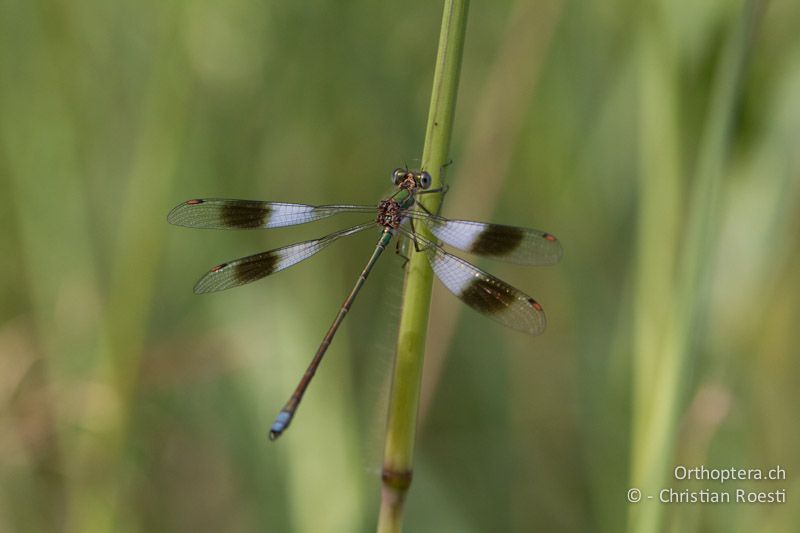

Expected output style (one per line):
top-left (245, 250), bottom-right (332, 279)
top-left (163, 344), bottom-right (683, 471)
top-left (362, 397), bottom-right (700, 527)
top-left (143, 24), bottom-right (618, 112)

top-left (377, 1), bottom-right (469, 531)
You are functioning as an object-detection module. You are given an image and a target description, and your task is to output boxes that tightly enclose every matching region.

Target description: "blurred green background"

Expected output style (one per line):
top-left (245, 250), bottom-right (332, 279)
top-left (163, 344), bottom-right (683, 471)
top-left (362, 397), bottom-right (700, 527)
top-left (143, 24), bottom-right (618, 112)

top-left (1, 0), bottom-right (798, 531)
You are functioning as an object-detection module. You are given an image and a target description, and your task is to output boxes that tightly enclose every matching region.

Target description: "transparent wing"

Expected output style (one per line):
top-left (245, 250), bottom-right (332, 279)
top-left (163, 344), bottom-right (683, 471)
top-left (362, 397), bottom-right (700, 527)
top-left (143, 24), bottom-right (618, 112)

top-left (194, 222), bottom-right (374, 293)
top-left (168, 199), bottom-right (375, 230)
top-left (406, 211), bottom-right (562, 265)
top-left (399, 228), bottom-right (546, 335)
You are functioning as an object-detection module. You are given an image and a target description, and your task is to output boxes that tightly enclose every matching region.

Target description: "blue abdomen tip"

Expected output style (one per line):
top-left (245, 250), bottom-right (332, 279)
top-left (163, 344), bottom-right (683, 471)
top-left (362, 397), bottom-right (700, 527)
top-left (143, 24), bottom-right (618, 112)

top-left (269, 410), bottom-right (292, 438)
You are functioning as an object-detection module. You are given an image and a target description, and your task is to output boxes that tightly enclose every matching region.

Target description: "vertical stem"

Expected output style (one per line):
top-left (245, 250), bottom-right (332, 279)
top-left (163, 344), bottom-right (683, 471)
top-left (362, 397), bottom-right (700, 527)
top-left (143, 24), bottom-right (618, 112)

top-left (377, 1), bottom-right (470, 531)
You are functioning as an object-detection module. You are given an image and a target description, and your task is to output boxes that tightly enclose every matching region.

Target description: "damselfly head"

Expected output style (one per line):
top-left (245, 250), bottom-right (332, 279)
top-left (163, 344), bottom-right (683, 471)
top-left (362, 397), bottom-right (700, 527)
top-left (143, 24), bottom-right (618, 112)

top-left (392, 168), bottom-right (431, 192)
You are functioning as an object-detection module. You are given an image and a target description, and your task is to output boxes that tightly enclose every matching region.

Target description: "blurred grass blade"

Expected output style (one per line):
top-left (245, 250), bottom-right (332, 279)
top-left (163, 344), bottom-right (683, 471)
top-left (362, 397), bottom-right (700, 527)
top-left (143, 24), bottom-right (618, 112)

top-left (628, 2), bottom-right (765, 533)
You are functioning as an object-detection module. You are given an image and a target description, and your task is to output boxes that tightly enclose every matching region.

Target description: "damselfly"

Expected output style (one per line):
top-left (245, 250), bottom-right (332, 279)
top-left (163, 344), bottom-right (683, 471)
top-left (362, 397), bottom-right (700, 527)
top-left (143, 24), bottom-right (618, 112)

top-left (167, 169), bottom-right (562, 440)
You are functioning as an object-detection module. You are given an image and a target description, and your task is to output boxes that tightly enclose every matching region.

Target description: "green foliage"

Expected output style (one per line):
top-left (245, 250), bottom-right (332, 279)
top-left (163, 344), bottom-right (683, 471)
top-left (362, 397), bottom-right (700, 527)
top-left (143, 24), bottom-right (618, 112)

top-left (1, 1), bottom-right (798, 532)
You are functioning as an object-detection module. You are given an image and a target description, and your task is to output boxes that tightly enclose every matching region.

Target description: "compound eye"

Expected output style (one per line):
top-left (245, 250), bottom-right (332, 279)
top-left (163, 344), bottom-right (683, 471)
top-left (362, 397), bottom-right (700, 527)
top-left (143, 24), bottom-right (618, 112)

top-left (391, 168), bottom-right (405, 185)
top-left (419, 171), bottom-right (432, 189)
